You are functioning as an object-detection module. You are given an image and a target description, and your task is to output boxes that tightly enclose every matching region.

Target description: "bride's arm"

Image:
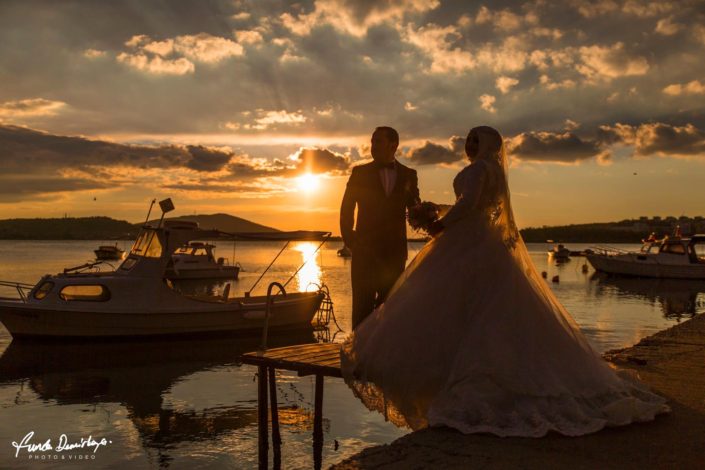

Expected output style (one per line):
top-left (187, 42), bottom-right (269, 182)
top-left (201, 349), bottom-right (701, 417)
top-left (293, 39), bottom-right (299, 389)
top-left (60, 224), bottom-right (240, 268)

top-left (438, 161), bottom-right (486, 227)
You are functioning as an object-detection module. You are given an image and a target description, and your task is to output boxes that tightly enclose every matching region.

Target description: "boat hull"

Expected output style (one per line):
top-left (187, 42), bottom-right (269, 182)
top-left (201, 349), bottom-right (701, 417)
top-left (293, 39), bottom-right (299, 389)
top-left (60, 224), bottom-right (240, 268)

top-left (166, 266), bottom-right (240, 280)
top-left (0, 292), bottom-right (323, 339)
top-left (586, 253), bottom-right (705, 279)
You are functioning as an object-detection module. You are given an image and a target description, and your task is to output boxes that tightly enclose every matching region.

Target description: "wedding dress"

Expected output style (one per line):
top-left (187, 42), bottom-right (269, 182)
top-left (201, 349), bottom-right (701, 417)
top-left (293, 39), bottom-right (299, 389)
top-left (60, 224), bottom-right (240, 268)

top-left (340, 127), bottom-right (668, 437)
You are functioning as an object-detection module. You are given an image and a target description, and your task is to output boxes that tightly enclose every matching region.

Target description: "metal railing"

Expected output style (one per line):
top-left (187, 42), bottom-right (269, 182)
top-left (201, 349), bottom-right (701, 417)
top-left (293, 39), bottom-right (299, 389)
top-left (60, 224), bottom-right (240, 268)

top-left (259, 281), bottom-right (286, 352)
top-left (590, 245), bottom-right (631, 256)
top-left (0, 280), bottom-right (35, 303)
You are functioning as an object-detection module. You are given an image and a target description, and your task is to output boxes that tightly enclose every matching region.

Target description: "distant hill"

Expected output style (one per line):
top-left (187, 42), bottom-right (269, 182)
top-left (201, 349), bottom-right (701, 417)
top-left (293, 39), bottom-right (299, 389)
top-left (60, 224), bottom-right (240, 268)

top-left (142, 213), bottom-right (279, 233)
top-left (0, 213), bottom-right (278, 240)
top-left (0, 216), bottom-right (137, 240)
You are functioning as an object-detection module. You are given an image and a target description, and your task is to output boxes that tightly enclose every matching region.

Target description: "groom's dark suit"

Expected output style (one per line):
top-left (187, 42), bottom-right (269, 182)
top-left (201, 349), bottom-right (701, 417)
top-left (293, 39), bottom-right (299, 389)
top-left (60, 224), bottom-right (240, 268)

top-left (340, 160), bottom-right (420, 328)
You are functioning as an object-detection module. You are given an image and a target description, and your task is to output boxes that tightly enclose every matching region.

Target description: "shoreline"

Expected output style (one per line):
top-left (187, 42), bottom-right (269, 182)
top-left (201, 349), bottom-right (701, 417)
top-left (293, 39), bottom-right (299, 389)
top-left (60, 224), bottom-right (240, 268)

top-left (331, 313), bottom-right (705, 469)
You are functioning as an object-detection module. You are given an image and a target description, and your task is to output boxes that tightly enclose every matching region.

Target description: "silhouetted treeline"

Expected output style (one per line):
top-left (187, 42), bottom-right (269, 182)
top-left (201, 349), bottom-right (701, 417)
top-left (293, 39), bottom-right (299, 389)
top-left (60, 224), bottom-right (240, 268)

top-left (519, 226), bottom-right (647, 243)
top-left (520, 217), bottom-right (705, 243)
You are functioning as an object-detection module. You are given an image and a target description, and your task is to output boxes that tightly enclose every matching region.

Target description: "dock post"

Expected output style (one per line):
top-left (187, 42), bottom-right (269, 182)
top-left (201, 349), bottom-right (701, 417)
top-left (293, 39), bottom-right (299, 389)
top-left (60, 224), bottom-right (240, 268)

top-left (257, 365), bottom-right (269, 470)
top-left (313, 374), bottom-right (324, 470)
top-left (269, 367), bottom-right (282, 469)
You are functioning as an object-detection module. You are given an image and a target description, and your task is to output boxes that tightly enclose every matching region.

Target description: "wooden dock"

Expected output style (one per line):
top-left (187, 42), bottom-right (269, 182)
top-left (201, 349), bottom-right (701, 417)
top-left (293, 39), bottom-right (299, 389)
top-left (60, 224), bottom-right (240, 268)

top-left (240, 342), bottom-right (342, 470)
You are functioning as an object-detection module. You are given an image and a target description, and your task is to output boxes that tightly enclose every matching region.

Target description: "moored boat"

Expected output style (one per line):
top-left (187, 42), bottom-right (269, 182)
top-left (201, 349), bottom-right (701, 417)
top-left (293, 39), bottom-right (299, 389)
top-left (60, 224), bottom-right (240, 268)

top-left (94, 243), bottom-right (125, 261)
top-left (0, 200), bottom-right (331, 339)
top-left (167, 240), bottom-right (240, 280)
top-left (548, 244), bottom-right (571, 261)
top-left (586, 235), bottom-right (705, 279)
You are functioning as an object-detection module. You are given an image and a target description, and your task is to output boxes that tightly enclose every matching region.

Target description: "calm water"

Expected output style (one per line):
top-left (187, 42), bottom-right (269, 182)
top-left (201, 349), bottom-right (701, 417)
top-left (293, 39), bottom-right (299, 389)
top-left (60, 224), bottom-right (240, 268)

top-left (1, 240), bottom-right (704, 469)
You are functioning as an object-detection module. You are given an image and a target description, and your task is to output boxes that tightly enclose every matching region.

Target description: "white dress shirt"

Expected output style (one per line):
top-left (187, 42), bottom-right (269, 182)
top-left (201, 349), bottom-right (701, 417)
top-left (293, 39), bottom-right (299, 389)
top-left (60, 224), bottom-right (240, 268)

top-left (378, 162), bottom-right (397, 197)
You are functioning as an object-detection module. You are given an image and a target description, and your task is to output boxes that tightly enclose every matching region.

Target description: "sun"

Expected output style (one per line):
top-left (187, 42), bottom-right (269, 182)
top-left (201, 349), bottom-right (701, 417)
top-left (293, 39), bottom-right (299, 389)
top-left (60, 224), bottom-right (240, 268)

top-left (296, 173), bottom-right (321, 192)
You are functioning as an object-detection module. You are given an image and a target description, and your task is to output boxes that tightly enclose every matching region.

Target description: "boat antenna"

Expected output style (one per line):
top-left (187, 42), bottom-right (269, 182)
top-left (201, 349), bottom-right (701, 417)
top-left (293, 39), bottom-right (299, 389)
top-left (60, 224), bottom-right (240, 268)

top-left (156, 198), bottom-right (175, 229)
top-left (143, 198), bottom-right (157, 226)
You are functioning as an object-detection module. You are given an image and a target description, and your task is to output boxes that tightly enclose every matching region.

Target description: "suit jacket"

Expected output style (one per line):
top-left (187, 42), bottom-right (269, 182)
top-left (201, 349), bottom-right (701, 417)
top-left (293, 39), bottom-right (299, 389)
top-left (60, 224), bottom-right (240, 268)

top-left (340, 160), bottom-right (420, 262)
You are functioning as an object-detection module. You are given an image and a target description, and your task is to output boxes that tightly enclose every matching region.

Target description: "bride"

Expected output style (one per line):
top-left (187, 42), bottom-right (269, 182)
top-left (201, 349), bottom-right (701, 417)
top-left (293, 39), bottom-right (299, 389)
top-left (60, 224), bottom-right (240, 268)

top-left (340, 125), bottom-right (669, 437)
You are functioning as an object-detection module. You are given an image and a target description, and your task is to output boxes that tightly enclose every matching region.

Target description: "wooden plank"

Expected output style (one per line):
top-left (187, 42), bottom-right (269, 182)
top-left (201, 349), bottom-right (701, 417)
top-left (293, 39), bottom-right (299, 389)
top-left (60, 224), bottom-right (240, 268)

top-left (258, 343), bottom-right (330, 358)
top-left (243, 344), bottom-right (340, 364)
top-left (279, 349), bottom-right (341, 364)
top-left (240, 343), bottom-right (343, 378)
top-left (262, 343), bottom-right (325, 355)
top-left (313, 357), bottom-right (341, 367)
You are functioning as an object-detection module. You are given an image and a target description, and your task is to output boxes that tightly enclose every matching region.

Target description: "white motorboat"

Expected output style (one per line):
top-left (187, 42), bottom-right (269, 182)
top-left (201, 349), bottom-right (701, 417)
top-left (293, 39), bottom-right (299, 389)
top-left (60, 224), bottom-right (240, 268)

top-left (0, 200), bottom-right (330, 339)
top-left (586, 235), bottom-right (705, 279)
top-left (167, 241), bottom-right (240, 280)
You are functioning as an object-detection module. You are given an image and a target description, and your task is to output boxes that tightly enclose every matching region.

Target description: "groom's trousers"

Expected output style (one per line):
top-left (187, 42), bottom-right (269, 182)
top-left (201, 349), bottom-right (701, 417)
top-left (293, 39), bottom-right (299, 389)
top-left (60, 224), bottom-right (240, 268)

top-left (351, 249), bottom-right (405, 329)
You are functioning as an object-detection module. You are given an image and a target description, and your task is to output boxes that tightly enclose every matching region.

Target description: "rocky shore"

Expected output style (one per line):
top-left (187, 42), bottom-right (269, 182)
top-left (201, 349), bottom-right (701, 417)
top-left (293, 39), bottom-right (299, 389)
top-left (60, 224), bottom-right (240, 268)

top-left (332, 314), bottom-right (705, 469)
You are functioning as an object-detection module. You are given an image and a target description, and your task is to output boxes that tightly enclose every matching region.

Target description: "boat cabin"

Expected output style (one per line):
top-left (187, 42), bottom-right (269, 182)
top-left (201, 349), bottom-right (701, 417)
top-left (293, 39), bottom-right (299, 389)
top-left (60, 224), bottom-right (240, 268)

top-left (640, 235), bottom-right (705, 264)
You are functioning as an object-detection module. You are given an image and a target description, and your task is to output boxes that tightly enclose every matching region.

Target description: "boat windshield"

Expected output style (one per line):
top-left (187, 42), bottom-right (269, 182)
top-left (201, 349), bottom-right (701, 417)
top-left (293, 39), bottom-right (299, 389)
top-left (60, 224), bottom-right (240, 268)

top-left (174, 246), bottom-right (209, 256)
top-left (130, 230), bottom-right (163, 258)
top-left (692, 241), bottom-right (705, 263)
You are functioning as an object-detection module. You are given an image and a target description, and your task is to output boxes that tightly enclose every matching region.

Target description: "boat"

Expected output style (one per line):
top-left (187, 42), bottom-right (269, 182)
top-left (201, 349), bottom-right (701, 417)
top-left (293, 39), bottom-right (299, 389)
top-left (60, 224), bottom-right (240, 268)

top-left (166, 241), bottom-right (240, 280)
top-left (586, 235), bottom-right (705, 279)
top-left (0, 199), bottom-right (330, 339)
top-left (337, 245), bottom-right (352, 258)
top-left (548, 244), bottom-right (571, 261)
top-left (94, 243), bottom-right (125, 261)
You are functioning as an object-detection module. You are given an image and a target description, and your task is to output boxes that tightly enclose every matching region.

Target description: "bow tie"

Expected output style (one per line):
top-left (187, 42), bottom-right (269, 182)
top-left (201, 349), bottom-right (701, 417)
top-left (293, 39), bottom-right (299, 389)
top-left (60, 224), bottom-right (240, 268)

top-left (376, 161), bottom-right (395, 170)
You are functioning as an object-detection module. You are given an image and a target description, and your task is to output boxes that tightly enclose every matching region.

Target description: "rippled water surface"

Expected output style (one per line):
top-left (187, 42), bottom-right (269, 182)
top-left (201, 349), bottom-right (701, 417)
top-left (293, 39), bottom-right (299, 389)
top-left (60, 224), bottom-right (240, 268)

top-left (1, 240), bottom-right (703, 469)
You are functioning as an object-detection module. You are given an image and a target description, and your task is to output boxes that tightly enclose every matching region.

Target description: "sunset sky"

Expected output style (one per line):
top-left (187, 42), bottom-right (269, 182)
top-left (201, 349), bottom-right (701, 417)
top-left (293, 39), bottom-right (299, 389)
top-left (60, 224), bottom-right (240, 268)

top-left (1, 0), bottom-right (704, 233)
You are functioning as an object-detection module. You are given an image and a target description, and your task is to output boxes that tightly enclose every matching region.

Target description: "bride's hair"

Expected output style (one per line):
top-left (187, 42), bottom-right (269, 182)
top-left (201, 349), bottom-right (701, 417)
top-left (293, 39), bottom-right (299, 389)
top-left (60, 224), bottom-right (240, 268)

top-left (468, 126), bottom-right (518, 248)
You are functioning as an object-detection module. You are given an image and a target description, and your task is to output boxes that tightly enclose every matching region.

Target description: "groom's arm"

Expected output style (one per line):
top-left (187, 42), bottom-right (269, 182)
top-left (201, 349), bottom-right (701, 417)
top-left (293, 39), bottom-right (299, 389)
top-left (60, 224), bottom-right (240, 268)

top-left (340, 167), bottom-right (359, 249)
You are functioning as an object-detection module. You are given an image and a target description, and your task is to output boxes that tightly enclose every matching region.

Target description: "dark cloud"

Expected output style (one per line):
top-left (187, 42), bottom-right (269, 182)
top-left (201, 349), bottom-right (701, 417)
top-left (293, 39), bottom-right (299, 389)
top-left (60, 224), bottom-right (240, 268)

top-left (0, 0), bottom-right (703, 161)
top-left (635, 123), bottom-right (705, 156)
top-left (0, 125), bottom-right (235, 172)
top-left (0, 177), bottom-right (109, 196)
top-left (185, 145), bottom-right (233, 171)
top-left (507, 131), bottom-right (605, 163)
top-left (599, 122), bottom-right (705, 157)
top-left (290, 147), bottom-right (350, 174)
top-left (406, 140), bottom-right (463, 165)
top-left (450, 135), bottom-right (466, 153)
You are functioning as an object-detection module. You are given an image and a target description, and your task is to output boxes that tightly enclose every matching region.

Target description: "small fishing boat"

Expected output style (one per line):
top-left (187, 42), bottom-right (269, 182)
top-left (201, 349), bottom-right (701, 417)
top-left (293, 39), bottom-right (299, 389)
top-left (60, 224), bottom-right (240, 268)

top-left (167, 241), bottom-right (240, 280)
top-left (0, 199), bottom-right (331, 339)
top-left (586, 235), bottom-right (705, 279)
top-left (548, 244), bottom-right (571, 261)
top-left (94, 243), bottom-right (125, 261)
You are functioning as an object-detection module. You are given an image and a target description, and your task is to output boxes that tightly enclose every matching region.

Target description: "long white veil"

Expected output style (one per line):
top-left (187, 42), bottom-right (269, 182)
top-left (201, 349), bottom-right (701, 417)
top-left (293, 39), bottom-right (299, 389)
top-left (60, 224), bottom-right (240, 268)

top-left (472, 125), bottom-right (589, 344)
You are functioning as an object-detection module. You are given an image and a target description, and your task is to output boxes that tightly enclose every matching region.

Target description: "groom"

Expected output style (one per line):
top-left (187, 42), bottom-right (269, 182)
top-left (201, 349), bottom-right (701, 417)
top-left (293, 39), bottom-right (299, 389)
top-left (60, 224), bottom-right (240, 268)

top-left (340, 126), bottom-right (420, 329)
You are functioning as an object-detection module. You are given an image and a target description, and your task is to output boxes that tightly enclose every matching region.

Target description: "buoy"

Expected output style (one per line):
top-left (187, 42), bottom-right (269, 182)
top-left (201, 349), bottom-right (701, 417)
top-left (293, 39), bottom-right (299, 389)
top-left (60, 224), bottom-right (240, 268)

top-left (582, 264), bottom-right (589, 273)
top-left (541, 271), bottom-right (547, 279)
top-left (551, 275), bottom-right (560, 283)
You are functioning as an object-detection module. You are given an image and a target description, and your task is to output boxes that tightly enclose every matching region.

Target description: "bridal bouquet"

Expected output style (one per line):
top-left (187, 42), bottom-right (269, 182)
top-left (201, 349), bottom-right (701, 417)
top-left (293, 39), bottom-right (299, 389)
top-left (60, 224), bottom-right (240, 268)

top-left (407, 201), bottom-right (440, 235)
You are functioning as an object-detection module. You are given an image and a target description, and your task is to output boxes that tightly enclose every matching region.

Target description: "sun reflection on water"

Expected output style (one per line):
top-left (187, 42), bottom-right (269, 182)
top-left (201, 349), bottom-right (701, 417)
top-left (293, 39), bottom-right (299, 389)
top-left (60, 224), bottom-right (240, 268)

top-left (292, 242), bottom-right (322, 292)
